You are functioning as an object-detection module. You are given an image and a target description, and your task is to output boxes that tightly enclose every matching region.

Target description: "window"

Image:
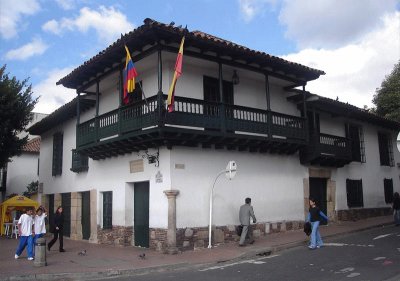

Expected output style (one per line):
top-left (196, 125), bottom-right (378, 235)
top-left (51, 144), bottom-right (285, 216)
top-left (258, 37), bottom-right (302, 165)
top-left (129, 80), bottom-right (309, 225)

top-left (384, 178), bottom-right (394, 204)
top-left (71, 149), bottom-right (88, 173)
top-left (346, 124), bottom-right (365, 163)
top-left (52, 132), bottom-right (63, 176)
top-left (103, 191), bottom-right (112, 229)
top-left (203, 76), bottom-right (234, 116)
top-left (378, 132), bottom-right (394, 166)
top-left (346, 179), bottom-right (364, 208)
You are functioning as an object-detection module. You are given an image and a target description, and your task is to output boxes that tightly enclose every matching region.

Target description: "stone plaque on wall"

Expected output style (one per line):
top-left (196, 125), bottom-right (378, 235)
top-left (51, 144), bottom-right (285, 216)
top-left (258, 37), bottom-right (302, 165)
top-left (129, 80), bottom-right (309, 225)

top-left (155, 171), bottom-right (163, 183)
top-left (130, 159), bottom-right (144, 173)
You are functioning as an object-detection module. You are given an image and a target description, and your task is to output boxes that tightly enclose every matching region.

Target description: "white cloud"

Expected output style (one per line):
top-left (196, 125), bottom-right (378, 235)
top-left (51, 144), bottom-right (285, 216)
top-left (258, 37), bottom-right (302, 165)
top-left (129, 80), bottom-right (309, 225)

top-left (5, 38), bottom-right (49, 60)
top-left (42, 6), bottom-right (134, 44)
top-left (278, 0), bottom-right (398, 49)
top-left (0, 0), bottom-right (40, 39)
top-left (42, 19), bottom-right (61, 35)
top-left (55, 0), bottom-right (76, 10)
top-left (33, 68), bottom-right (76, 114)
top-left (238, 0), bottom-right (277, 22)
top-left (283, 12), bottom-right (400, 108)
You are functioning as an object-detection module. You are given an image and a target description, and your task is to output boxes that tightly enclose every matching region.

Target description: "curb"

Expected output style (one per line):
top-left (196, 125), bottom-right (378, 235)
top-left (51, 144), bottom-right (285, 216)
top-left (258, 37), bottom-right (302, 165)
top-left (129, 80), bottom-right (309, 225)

top-left (2, 221), bottom-right (394, 281)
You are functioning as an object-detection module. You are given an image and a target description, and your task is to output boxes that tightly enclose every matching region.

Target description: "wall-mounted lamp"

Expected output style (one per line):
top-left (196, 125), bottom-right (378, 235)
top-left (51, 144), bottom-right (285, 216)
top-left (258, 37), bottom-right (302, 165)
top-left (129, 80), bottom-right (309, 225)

top-left (232, 70), bottom-right (240, 85)
top-left (139, 148), bottom-right (159, 167)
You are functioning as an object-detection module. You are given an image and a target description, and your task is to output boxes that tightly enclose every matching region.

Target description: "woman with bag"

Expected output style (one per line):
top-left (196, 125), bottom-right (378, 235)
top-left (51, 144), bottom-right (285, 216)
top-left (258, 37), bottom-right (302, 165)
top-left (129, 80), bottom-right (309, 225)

top-left (306, 197), bottom-right (328, 249)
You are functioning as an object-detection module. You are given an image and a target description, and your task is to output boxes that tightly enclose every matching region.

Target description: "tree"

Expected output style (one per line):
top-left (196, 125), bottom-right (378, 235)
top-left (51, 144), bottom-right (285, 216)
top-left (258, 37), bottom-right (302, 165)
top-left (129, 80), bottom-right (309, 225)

top-left (23, 180), bottom-right (39, 198)
top-left (0, 65), bottom-right (38, 167)
top-left (372, 61), bottom-right (400, 123)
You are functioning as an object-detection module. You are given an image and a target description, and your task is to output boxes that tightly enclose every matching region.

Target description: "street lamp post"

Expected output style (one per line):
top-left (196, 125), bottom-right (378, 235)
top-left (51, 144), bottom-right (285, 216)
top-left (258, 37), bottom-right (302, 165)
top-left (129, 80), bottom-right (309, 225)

top-left (208, 161), bottom-right (237, 249)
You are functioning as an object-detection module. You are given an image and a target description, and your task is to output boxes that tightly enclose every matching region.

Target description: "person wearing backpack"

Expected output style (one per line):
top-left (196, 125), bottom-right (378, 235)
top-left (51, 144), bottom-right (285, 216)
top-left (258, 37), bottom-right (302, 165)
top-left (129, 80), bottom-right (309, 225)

top-left (306, 197), bottom-right (328, 249)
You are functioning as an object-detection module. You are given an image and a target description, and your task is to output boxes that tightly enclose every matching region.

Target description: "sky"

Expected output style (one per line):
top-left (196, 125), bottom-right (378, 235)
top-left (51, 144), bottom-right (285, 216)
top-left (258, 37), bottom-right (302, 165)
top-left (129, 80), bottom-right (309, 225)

top-left (0, 0), bottom-right (399, 114)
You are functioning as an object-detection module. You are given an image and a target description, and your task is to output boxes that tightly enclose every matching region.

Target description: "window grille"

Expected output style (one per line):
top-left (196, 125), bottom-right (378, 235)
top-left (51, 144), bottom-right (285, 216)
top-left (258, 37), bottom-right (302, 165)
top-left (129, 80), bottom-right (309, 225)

top-left (52, 132), bottom-right (63, 176)
top-left (346, 179), bottom-right (364, 208)
top-left (384, 178), bottom-right (394, 204)
top-left (103, 191), bottom-right (113, 229)
top-left (378, 132), bottom-right (394, 166)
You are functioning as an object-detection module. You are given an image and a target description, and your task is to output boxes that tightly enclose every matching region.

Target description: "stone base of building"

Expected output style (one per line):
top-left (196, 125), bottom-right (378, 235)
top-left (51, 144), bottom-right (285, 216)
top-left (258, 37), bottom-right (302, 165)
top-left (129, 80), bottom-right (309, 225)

top-left (97, 226), bottom-right (133, 246)
top-left (171, 221), bottom-right (305, 252)
top-left (95, 208), bottom-right (390, 251)
top-left (336, 207), bottom-right (391, 221)
top-left (95, 221), bottom-right (305, 251)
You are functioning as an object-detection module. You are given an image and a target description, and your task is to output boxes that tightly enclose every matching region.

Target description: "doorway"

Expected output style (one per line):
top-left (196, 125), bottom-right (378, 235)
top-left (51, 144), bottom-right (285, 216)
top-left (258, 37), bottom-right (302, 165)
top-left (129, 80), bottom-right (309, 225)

top-left (309, 177), bottom-right (327, 225)
top-left (61, 193), bottom-right (71, 237)
top-left (134, 181), bottom-right (149, 248)
top-left (81, 191), bottom-right (91, 240)
top-left (48, 194), bottom-right (54, 232)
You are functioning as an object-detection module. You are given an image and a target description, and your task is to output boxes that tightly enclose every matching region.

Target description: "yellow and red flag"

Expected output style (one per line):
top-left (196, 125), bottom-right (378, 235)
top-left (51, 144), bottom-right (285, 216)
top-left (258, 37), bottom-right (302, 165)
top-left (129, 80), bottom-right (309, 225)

top-left (123, 45), bottom-right (138, 104)
top-left (167, 36), bottom-right (185, 112)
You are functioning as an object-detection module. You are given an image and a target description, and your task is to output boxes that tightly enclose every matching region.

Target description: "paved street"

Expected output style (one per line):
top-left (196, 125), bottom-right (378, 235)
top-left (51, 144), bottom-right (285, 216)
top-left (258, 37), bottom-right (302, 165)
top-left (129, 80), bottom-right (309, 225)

top-left (98, 226), bottom-right (400, 281)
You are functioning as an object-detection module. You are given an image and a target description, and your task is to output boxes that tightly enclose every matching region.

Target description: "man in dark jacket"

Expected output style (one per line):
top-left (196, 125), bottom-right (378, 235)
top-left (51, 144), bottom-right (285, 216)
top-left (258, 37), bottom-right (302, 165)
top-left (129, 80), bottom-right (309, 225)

top-left (239, 198), bottom-right (257, 246)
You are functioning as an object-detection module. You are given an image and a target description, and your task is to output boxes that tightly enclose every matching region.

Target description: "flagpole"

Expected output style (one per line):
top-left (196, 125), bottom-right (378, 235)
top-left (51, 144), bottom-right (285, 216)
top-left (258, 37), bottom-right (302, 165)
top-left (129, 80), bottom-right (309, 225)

top-left (137, 81), bottom-right (150, 111)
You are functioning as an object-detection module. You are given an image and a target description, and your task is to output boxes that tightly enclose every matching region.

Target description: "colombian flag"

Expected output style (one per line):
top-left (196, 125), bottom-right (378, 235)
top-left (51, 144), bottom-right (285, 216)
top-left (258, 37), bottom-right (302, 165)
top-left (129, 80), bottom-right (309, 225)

top-left (123, 45), bottom-right (138, 105)
top-left (167, 36), bottom-right (185, 112)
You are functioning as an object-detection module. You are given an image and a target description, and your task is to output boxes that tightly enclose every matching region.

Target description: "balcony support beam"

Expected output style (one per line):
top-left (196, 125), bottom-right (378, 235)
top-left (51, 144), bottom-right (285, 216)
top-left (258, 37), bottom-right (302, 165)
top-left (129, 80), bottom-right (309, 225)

top-left (218, 62), bottom-right (226, 133)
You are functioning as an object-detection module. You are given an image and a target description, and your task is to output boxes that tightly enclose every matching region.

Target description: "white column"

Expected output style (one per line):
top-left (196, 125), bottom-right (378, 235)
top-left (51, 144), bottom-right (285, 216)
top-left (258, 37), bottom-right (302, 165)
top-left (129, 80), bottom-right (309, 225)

top-left (163, 190), bottom-right (179, 254)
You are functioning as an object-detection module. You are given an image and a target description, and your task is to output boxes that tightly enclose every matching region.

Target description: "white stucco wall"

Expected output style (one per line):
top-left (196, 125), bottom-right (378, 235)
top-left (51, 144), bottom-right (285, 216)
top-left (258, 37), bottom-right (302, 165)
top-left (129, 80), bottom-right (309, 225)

top-left (39, 116), bottom-right (171, 228)
top-left (170, 147), bottom-right (307, 228)
top-left (6, 153), bottom-right (39, 196)
top-left (333, 123), bottom-right (400, 210)
top-left (319, 114), bottom-right (347, 137)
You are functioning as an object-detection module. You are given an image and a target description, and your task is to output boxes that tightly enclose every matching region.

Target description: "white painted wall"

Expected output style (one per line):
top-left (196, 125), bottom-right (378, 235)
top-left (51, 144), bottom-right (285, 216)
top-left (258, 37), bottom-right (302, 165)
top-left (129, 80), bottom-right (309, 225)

top-left (319, 113), bottom-right (346, 137)
top-left (6, 153), bottom-right (38, 196)
top-left (334, 123), bottom-right (400, 210)
top-left (39, 116), bottom-right (171, 228)
top-left (170, 147), bottom-right (307, 228)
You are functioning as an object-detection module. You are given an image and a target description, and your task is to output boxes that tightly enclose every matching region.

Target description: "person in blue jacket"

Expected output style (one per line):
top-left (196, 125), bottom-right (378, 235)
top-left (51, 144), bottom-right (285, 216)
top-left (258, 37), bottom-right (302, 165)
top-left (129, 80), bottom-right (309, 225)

top-left (306, 197), bottom-right (328, 249)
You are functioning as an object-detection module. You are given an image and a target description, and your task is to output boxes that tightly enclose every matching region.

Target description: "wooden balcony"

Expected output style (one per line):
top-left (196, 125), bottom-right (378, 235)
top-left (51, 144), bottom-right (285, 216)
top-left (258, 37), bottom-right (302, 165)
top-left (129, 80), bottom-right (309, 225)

top-left (76, 95), bottom-right (307, 160)
top-left (300, 133), bottom-right (352, 167)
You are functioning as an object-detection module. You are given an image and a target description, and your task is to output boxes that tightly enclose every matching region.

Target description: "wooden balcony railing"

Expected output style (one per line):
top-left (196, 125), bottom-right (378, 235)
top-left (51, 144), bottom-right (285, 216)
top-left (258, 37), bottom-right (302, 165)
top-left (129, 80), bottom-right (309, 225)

top-left (300, 132), bottom-right (352, 167)
top-left (76, 95), bottom-right (307, 148)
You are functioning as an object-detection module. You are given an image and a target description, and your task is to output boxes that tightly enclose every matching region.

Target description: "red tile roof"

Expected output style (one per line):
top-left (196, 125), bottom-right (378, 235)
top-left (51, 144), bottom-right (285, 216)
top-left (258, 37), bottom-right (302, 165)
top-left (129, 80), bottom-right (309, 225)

top-left (57, 18), bottom-right (325, 89)
top-left (22, 137), bottom-right (40, 153)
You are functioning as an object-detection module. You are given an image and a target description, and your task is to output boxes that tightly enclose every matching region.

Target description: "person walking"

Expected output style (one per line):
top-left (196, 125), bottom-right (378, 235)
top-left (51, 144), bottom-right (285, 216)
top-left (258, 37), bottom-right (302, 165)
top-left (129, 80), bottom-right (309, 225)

top-left (33, 206), bottom-right (47, 256)
top-left (239, 197), bottom-right (257, 246)
top-left (306, 197), bottom-right (328, 249)
top-left (15, 207), bottom-right (34, 260)
top-left (48, 206), bottom-right (65, 252)
top-left (392, 192), bottom-right (400, 226)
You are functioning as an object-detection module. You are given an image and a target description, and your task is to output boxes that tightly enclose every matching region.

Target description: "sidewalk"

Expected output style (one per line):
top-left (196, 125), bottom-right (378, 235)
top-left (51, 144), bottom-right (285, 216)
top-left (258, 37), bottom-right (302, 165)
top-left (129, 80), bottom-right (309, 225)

top-left (0, 215), bottom-right (394, 281)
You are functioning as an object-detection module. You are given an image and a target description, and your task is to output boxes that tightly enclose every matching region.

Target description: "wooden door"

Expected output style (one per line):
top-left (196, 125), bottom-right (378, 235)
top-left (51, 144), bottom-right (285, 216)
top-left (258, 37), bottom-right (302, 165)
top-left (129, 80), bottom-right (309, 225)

top-left (309, 177), bottom-right (327, 225)
top-left (61, 193), bottom-right (71, 237)
top-left (81, 191), bottom-right (91, 240)
top-left (134, 182), bottom-right (149, 248)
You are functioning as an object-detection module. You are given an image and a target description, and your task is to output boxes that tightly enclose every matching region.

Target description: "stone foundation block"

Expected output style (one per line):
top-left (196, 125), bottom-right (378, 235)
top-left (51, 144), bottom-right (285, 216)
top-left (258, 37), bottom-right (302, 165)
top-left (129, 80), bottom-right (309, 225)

top-left (185, 228), bottom-right (193, 237)
top-left (213, 229), bottom-right (224, 243)
top-left (194, 240), bottom-right (205, 249)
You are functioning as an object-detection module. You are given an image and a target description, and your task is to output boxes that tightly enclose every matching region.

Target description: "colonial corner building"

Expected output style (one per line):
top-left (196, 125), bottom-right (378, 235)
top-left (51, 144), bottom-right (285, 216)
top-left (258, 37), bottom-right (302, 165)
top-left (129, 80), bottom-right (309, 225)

top-left (27, 18), bottom-right (400, 252)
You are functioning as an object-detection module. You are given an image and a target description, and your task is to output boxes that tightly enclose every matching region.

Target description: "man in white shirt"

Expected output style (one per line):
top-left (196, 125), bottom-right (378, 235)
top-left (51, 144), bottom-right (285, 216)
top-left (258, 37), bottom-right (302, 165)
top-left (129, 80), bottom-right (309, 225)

top-left (15, 208), bottom-right (34, 260)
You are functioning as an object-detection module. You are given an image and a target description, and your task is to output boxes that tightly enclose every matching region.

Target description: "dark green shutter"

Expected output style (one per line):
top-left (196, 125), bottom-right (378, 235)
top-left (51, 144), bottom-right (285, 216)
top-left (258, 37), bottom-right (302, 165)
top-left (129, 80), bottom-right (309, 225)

top-left (52, 132), bottom-right (63, 176)
top-left (384, 178), bottom-right (393, 204)
top-left (103, 192), bottom-right (112, 229)
top-left (346, 179), bottom-right (363, 208)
